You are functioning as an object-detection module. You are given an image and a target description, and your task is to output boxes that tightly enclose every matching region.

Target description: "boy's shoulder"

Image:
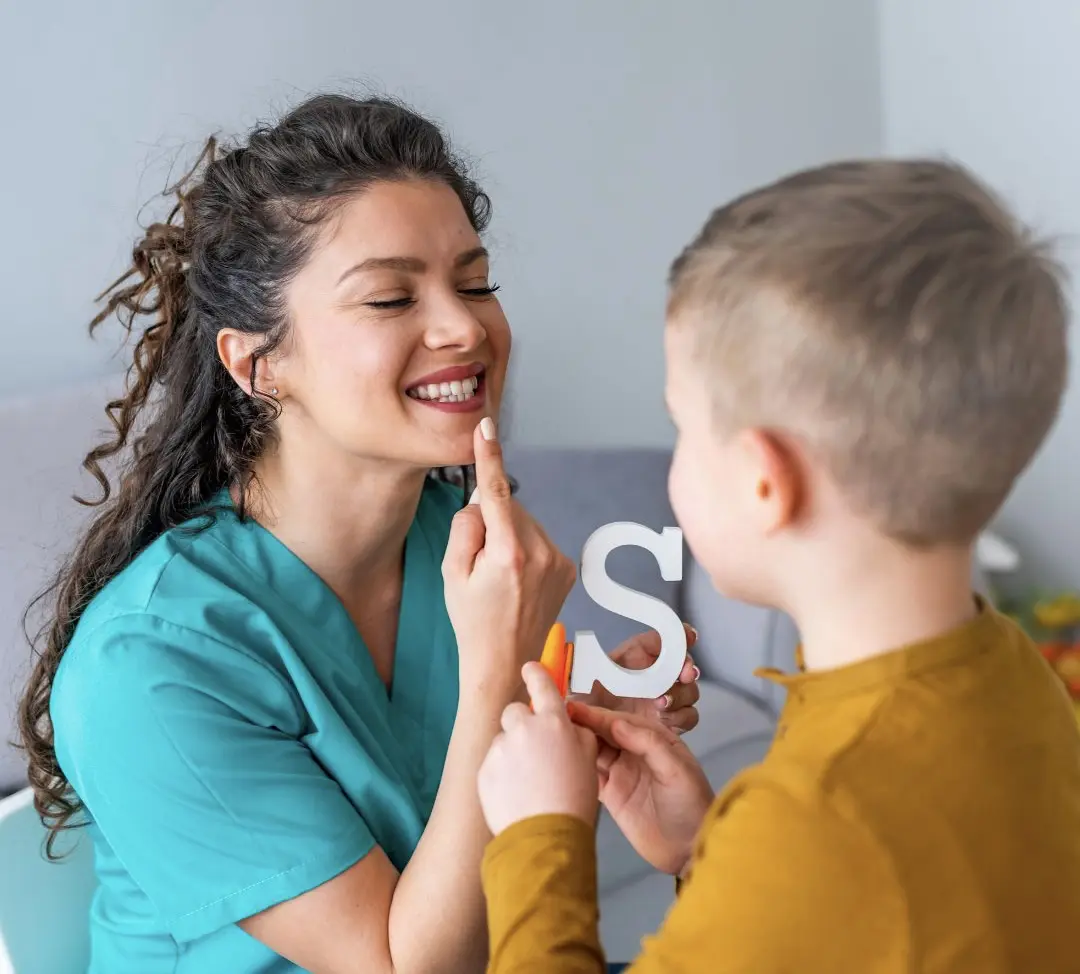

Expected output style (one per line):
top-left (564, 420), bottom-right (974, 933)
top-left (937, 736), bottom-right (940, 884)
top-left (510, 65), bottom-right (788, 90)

top-left (706, 607), bottom-right (1080, 911)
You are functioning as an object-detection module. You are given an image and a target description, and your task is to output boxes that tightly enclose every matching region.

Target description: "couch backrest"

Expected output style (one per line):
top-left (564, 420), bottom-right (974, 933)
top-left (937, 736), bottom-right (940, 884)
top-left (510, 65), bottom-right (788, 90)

top-left (0, 376), bottom-right (120, 794)
top-left (681, 560), bottom-right (799, 714)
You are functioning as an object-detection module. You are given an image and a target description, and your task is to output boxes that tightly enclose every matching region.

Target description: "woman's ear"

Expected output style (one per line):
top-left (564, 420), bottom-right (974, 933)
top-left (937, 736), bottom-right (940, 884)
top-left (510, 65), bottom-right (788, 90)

top-left (217, 329), bottom-right (278, 399)
top-left (737, 428), bottom-right (805, 534)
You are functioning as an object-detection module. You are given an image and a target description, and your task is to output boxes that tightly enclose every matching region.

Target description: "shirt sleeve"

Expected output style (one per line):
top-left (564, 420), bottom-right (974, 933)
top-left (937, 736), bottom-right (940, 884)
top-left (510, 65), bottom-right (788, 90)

top-left (481, 784), bottom-right (902, 974)
top-left (52, 613), bottom-right (377, 944)
top-left (483, 815), bottom-right (605, 973)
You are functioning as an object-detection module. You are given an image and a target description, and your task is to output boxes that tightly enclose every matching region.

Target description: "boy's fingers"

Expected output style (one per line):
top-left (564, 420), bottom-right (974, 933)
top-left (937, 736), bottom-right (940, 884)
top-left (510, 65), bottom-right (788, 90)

top-left (500, 701), bottom-right (530, 733)
top-left (567, 702), bottom-right (624, 747)
top-left (523, 661), bottom-right (566, 716)
top-left (572, 702), bottom-right (681, 754)
top-left (596, 741), bottom-right (619, 776)
top-left (471, 418), bottom-right (516, 545)
top-left (611, 718), bottom-right (683, 778)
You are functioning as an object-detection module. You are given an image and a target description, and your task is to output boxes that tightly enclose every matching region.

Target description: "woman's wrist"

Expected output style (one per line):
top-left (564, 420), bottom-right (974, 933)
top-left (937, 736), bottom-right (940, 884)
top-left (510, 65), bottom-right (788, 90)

top-left (458, 648), bottom-right (527, 702)
top-left (457, 668), bottom-right (522, 715)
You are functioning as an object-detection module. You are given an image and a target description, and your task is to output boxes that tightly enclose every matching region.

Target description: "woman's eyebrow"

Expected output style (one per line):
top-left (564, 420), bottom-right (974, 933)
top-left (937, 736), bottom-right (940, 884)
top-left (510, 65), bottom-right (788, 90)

top-left (335, 247), bottom-right (488, 287)
top-left (337, 256), bottom-right (425, 286)
top-left (455, 246), bottom-right (489, 269)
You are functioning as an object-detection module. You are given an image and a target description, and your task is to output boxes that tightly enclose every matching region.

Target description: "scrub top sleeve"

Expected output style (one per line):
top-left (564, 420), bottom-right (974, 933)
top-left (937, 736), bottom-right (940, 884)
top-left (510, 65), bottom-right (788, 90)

top-left (54, 614), bottom-right (377, 944)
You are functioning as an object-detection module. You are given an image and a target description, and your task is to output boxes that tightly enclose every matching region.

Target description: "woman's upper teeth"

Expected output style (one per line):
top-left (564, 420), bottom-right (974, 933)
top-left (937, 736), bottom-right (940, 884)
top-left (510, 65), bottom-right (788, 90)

top-left (409, 375), bottom-right (480, 401)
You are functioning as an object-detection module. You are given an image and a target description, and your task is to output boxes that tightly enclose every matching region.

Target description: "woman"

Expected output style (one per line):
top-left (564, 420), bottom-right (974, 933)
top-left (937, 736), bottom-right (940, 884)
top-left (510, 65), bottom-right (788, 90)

top-left (17, 94), bottom-right (699, 973)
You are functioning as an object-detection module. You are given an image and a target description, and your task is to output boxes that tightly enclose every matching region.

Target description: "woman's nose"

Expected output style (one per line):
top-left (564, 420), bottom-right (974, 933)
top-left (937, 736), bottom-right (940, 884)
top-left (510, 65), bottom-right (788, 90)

top-left (424, 297), bottom-right (487, 349)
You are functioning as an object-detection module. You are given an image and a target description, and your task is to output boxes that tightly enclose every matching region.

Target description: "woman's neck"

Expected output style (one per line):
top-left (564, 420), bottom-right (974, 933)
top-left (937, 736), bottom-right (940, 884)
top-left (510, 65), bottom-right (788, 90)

top-left (246, 440), bottom-right (430, 600)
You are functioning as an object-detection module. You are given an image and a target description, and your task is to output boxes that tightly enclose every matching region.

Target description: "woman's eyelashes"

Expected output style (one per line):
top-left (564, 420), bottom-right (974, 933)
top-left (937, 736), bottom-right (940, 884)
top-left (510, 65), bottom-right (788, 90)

top-left (363, 282), bottom-right (501, 310)
top-left (366, 295), bottom-right (414, 310)
top-left (460, 282), bottom-right (501, 299)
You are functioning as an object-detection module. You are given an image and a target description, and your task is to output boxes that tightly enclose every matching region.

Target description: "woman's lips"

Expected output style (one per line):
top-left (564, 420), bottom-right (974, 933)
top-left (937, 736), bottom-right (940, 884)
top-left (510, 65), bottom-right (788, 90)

top-left (406, 362), bottom-right (485, 388)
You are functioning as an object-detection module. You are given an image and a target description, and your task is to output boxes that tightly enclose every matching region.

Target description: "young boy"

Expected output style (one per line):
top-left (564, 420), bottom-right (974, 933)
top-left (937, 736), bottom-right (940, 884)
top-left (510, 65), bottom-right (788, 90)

top-left (475, 159), bottom-right (1080, 972)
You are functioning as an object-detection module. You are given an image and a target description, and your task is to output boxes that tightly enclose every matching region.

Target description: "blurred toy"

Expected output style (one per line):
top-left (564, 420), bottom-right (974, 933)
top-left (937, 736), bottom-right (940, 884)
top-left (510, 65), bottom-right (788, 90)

top-left (1033, 593), bottom-right (1080, 633)
top-left (1001, 590), bottom-right (1080, 705)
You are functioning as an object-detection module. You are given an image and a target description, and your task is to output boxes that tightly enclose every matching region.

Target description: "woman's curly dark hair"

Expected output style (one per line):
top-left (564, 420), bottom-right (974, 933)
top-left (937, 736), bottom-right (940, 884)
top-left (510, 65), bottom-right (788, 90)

top-left (17, 93), bottom-right (491, 857)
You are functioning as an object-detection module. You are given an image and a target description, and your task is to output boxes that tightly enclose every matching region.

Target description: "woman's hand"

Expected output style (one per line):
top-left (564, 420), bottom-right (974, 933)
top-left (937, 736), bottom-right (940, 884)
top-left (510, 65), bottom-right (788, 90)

top-left (478, 662), bottom-right (599, 836)
top-left (443, 418), bottom-right (577, 698)
top-left (567, 702), bottom-right (715, 876)
top-left (573, 624), bottom-right (702, 734)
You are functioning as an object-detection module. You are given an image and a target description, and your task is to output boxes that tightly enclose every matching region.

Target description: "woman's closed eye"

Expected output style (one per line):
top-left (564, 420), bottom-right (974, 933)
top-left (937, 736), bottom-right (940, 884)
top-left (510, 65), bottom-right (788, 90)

top-left (459, 283), bottom-right (500, 300)
top-left (366, 295), bottom-right (415, 310)
top-left (364, 283), bottom-right (500, 310)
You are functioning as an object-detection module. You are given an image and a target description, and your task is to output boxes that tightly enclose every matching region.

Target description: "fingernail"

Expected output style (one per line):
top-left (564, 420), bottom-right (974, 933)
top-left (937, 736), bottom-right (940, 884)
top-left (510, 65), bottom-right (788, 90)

top-left (480, 417), bottom-right (497, 441)
top-left (692, 665), bottom-right (701, 681)
top-left (656, 694), bottom-right (672, 710)
top-left (685, 623), bottom-right (698, 640)
top-left (468, 488), bottom-right (480, 505)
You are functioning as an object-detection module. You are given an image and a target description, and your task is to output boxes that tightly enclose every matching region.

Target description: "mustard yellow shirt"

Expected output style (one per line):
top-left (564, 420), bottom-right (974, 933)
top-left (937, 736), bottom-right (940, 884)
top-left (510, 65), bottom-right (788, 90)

top-left (482, 606), bottom-right (1080, 972)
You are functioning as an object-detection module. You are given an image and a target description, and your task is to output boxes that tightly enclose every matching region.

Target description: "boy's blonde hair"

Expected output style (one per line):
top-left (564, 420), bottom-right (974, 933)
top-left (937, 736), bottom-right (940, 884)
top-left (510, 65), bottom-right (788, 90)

top-left (668, 159), bottom-right (1069, 546)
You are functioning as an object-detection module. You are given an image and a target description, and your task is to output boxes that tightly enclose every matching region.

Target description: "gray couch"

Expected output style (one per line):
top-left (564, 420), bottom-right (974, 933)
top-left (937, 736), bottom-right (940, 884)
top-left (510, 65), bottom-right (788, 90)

top-left (0, 377), bottom-right (797, 961)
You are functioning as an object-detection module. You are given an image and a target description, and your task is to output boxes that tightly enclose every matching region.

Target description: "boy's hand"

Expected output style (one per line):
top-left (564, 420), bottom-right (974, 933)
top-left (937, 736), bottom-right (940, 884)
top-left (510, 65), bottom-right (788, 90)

top-left (478, 663), bottom-right (600, 836)
top-left (567, 702), bottom-right (715, 876)
top-left (574, 623), bottom-right (701, 734)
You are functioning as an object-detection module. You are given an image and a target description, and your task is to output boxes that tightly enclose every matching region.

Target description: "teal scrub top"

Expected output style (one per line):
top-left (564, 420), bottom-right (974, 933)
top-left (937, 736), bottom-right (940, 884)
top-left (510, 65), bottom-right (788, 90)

top-left (51, 479), bottom-right (463, 973)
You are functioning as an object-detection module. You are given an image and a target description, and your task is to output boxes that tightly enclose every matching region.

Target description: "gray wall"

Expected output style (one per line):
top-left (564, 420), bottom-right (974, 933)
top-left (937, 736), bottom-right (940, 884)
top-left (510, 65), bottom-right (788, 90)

top-left (0, 0), bottom-right (881, 448)
top-left (879, 0), bottom-right (1080, 589)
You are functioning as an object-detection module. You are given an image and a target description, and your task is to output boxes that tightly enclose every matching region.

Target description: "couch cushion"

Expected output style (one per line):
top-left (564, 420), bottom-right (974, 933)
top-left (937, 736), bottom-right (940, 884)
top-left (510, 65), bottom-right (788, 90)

top-left (595, 679), bottom-right (773, 894)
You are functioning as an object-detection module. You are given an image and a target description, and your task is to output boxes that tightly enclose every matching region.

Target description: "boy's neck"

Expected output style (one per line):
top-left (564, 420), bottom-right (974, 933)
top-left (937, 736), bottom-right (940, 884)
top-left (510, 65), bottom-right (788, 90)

top-left (784, 541), bottom-right (979, 673)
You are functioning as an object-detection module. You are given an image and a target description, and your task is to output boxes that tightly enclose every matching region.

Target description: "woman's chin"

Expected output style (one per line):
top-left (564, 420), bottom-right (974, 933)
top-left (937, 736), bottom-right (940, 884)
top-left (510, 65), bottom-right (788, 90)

top-left (414, 437), bottom-right (476, 471)
top-left (401, 411), bottom-right (500, 470)
top-left (435, 446), bottom-right (477, 469)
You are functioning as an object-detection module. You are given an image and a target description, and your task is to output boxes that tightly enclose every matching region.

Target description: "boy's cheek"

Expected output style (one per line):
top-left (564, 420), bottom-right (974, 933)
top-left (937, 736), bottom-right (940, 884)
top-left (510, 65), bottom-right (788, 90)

top-left (676, 478), bottom-right (764, 602)
top-left (671, 453), bottom-right (726, 571)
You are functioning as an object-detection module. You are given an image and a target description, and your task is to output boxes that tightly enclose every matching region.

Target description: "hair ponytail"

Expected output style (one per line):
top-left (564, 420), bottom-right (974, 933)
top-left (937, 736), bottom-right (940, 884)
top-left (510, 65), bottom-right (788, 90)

top-left (83, 142), bottom-right (206, 500)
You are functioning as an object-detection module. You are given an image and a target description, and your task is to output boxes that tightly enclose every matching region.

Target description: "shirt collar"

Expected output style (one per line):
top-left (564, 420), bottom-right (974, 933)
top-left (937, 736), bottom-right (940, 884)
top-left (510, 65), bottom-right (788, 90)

top-left (754, 596), bottom-right (1002, 703)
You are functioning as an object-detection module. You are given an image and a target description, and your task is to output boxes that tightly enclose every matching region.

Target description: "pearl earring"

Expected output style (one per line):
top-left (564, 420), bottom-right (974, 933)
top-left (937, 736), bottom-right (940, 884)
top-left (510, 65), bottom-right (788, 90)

top-left (271, 388), bottom-right (279, 396)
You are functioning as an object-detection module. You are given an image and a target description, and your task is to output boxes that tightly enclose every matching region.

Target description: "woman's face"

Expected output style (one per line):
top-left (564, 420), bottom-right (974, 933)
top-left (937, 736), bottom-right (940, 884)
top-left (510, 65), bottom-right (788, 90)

top-left (273, 178), bottom-right (510, 470)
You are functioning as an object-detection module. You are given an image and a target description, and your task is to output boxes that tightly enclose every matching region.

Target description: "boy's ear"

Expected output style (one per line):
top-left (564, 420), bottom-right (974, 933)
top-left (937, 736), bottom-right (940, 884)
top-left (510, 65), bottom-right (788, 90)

top-left (737, 428), bottom-right (805, 534)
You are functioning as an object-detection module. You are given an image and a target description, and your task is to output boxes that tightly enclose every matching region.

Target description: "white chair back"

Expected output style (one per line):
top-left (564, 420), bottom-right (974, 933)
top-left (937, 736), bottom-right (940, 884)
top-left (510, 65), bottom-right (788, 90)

top-left (0, 788), bottom-right (95, 974)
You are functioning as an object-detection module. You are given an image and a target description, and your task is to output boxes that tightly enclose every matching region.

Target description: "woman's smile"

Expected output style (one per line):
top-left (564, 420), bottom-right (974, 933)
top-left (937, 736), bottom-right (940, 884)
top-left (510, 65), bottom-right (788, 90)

top-left (405, 362), bottom-right (487, 413)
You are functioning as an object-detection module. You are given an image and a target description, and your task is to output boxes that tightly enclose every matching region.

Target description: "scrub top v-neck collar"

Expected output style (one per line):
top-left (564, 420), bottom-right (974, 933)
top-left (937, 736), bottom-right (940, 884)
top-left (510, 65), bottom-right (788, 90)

top-left (206, 489), bottom-right (443, 775)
